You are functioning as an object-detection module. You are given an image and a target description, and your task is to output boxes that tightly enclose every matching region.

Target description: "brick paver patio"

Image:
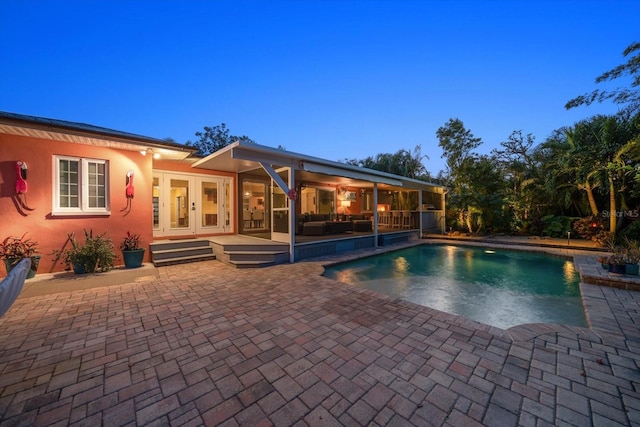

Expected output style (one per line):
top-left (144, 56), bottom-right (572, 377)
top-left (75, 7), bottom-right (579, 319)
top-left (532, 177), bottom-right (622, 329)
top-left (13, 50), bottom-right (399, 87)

top-left (1, 242), bottom-right (639, 426)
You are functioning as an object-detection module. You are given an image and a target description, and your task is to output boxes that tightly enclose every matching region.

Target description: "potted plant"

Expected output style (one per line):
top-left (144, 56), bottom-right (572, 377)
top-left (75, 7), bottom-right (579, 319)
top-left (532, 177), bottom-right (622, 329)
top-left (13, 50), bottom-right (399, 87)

top-left (52, 229), bottom-right (115, 274)
top-left (622, 237), bottom-right (640, 275)
top-left (0, 233), bottom-right (40, 279)
top-left (119, 231), bottom-right (145, 269)
top-left (597, 256), bottom-right (609, 269)
top-left (606, 253), bottom-right (627, 274)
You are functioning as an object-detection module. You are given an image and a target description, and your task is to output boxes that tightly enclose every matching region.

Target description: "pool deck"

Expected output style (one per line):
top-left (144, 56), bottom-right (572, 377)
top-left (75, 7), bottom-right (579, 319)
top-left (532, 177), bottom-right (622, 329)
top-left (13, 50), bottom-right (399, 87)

top-left (1, 237), bottom-right (639, 426)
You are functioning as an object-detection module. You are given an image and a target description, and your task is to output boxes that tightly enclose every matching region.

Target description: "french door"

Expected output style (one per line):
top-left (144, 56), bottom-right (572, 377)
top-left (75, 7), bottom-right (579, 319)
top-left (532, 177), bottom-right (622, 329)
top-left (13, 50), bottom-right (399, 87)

top-left (153, 171), bottom-right (233, 237)
top-left (270, 168), bottom-right (291, 243)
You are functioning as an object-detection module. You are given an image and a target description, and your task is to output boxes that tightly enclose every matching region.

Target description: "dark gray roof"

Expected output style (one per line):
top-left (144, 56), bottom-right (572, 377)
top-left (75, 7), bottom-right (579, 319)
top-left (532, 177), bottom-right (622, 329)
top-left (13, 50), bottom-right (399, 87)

top-left (0, 111), bottom-right (192, 151)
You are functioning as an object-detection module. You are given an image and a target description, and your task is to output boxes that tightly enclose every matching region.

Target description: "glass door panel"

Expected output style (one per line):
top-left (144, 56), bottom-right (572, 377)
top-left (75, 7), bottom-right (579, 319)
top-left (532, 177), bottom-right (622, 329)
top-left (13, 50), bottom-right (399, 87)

top-left (318, 189), bottom-right (335, 214)
top-left (195, 177), bottom-right (233, 234)
top-left (240, 179), bottom-right (269, 235)
top-left (271, 169), bottom-right (290, 243)
top-left (170, 178), bottom-right (190, 229)
top-left (153, 176), bottom-right (160, 232)
top-left (201, 181), bottom-right (218, 227)
top-left (223, 180), bottom-right (232, 229)
top-left (272, 185), bottom-right (288, 234)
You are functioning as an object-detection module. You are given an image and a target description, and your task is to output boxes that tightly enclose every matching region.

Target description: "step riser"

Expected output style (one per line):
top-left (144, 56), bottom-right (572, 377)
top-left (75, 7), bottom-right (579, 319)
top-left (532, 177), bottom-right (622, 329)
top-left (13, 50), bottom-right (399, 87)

top-left (235, 262), bottom-right (277, 269)
top-left (214, 244), bottom-right (289, 252)
top-left (150, 241), bottom-right (211, 251)
top-left (154, 255), bottom-right (216, 267)
top-left (227, 253), bottom-right (289, 262)
top-left (215, 251), bottom-right (288, 267)
top-left (153, 248), bottom-right (214, 261)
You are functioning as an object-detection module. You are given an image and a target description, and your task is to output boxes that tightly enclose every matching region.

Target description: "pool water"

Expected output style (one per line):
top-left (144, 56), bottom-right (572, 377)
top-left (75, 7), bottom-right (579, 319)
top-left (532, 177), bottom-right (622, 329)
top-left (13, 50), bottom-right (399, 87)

top-left (323, 245), bottom-right (587, 329)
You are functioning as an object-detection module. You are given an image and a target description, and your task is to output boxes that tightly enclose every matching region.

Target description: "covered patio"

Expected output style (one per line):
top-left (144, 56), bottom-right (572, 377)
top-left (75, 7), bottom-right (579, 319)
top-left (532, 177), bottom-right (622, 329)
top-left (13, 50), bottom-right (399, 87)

top-left (192, 141), bottom-right (446, 262)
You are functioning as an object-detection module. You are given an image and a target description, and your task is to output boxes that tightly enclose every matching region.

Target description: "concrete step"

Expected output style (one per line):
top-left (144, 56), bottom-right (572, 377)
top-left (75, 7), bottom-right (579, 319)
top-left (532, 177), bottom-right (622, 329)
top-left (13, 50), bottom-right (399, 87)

top-left (229, 260), bottom-right (280, 269)
top-left (153, 253), bottom-right (216, 267)
top-left (152, 246), bottom-right (215, 261)
top-left (149, 240), bottom-right (211, 251)
top-left (218, 244), bottom-right (289, 252)
top-left (210, 239), bottom-right (290, 268)
top-left (150, 239), bottom-right (215, 267)
top-left (224, 250), bottom-right (289, 263)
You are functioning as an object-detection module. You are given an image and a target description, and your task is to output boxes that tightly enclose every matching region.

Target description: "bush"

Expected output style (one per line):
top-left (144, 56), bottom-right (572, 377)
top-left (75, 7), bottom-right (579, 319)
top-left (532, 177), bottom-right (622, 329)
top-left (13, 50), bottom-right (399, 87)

top-left (573, 215), bottom-right (610, 245)
top-left (620, 219), bottom-right (640, 242)
top-left (541, 215), bottom-right (575, 238)
top-left (119, 231), bottom-right (142, 251)
top-left (52, 229), bottom-right (116, 273)
top-left (0, 233), bottom-right (38, 259)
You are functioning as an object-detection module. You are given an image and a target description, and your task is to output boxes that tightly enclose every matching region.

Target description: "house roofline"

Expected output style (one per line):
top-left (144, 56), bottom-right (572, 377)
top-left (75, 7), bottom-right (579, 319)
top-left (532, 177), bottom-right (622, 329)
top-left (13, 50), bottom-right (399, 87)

top-left (0, 111), bottom-right (194, 153)
top-left (215, 140), bottom-right (445, 190)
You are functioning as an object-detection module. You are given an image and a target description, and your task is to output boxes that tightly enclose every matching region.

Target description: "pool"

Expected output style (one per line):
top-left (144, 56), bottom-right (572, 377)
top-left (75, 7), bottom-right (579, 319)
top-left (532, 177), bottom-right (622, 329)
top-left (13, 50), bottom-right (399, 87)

top-left (323, 245), bottom-right (587, 329)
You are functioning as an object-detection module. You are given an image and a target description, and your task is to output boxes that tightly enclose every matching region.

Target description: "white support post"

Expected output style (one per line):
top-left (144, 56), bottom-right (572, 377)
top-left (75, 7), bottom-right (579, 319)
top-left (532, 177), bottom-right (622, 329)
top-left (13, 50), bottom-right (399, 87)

top-left (419, 190), bottom-right (423, 237)
top-left (441, 192), bottom-right (447, 234)
top-left (288, 167), bottom-right (295, 263)
top-left (373, 183), bottom-right (379, 247)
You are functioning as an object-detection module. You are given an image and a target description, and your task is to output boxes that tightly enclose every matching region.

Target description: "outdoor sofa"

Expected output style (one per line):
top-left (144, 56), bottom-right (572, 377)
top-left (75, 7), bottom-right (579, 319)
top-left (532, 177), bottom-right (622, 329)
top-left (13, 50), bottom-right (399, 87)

top-left (298, 213), bottom-right (372, 236)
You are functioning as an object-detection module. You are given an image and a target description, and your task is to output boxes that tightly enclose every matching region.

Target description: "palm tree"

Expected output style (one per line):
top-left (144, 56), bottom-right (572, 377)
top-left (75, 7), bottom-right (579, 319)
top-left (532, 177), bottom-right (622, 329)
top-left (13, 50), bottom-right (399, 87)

top-left (557, 114), bottom-right (640, 232)
top-left (539, 129), bottom-right (592, 216)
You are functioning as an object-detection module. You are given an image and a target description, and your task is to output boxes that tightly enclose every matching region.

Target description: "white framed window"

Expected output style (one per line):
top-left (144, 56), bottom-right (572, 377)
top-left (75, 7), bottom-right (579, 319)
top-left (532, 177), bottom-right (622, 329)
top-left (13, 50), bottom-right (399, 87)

top-left (53, 156), bottom-right (110, 215)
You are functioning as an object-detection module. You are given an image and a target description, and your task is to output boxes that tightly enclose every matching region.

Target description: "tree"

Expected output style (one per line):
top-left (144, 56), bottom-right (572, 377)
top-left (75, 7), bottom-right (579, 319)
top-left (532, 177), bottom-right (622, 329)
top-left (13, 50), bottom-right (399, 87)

top-left (491, 131), bottom-right (544, 231)
top-left (537, 128), bottom-right (588, 217)
top-left (186, 123), bottom-right (256, 156)
top-left (565, 41), bottom-right (640, 114)
top-left (435, 118), bottom-right (482, 183)
top-left (344, 146), bottom-right (429, 179)
top-left (435, 119), bottom-right (512, 233)
top-left (492, 130), bottom-right (538, 197)
top-left (547, 114), bottom-right (640, 232)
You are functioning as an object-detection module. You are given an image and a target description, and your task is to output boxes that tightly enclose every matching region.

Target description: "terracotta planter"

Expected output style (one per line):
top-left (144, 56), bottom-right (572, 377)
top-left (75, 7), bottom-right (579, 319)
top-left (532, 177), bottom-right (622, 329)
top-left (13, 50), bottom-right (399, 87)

top-left (122, 249), bottom-right (145, 269)
top-left (3, 255), bottom-right (40, 279)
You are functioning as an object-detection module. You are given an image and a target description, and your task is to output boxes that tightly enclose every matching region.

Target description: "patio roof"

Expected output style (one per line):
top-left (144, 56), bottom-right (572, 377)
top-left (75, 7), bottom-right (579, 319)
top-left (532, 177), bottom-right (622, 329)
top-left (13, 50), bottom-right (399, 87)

top-left (192, 141), bottom-right (445, 192)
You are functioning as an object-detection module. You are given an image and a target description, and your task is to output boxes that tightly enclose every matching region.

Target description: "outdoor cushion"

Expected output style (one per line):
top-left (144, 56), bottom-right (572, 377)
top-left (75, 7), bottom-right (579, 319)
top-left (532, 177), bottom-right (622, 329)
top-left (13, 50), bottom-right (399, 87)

top-left (353, 220), bottom-right (372, 232)
top-left (303, 221), bottom-right (327, 236)
top-left (326, 221), bottom-right (353, 234)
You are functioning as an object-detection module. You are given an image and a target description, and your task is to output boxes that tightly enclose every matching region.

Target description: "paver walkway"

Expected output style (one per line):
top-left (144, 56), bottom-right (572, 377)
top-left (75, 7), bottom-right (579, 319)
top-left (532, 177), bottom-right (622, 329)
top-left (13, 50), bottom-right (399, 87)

top-left (0, 243), bottom-right (639, 426)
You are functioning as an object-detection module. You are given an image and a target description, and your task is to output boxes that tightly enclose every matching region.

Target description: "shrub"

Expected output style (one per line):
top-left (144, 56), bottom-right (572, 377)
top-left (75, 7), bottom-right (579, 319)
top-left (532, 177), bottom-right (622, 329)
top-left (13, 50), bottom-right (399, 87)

top-left (541, 215), bottom-right (575, 238)
top-left (573, 215), bottom-right (610, 245)
top-left (119, 231), bottom-right (142, 251)
top-left (52, 229), bottom-right (115, 273)
top-left (620, 219), bottom-right (640, 242)
top-left (0, 233), bottom-right (38, 259)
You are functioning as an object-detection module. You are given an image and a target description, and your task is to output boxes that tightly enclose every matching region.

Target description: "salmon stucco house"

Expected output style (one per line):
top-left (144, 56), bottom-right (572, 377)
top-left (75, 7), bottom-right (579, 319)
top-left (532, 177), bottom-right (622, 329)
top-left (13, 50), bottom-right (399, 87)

top-left (0, 111), bottom-right (446, 275)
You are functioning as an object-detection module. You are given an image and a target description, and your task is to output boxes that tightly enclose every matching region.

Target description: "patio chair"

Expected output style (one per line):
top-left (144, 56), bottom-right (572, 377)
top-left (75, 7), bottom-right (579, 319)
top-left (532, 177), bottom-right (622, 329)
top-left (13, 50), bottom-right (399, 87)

top-left (253, 209), bottom-right (264, 228)
top-left (243, 209), bottom-right (252, 229)
top-left (392, 211), bottom-right (402, 229)
top-left (379, 211), bottom-right (390, 227)
top-left (0, 258), bottom-right (31, 318)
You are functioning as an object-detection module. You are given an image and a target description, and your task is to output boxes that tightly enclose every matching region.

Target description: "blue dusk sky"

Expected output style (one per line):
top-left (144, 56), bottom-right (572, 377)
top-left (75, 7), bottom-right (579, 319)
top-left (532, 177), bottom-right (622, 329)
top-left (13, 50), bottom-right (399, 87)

top-left (1, 0), bottom-right (638, 175)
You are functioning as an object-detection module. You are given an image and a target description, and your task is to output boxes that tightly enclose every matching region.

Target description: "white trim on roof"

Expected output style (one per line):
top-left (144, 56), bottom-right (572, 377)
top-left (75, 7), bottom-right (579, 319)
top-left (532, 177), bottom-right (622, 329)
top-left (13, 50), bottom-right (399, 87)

top-left (192, 141), bottom-right (445, 191)
top-left (301, 162), bottom-right (402, 186)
